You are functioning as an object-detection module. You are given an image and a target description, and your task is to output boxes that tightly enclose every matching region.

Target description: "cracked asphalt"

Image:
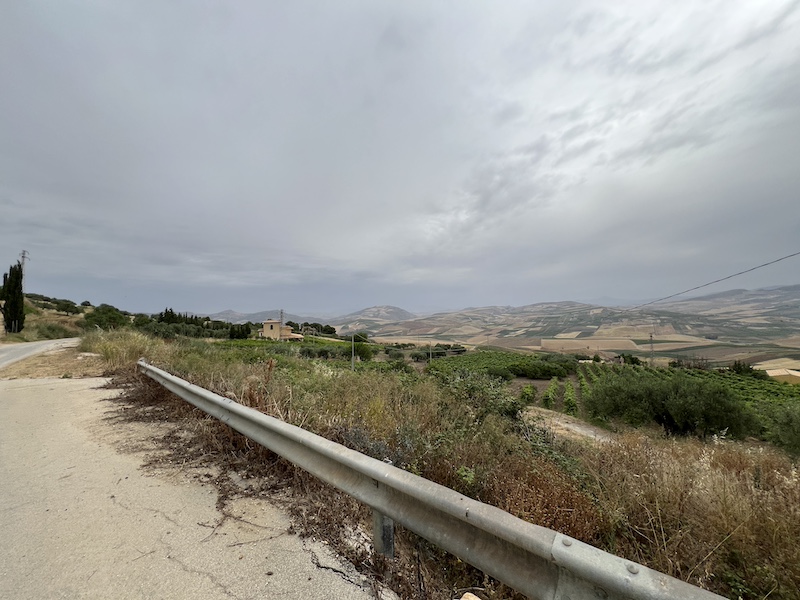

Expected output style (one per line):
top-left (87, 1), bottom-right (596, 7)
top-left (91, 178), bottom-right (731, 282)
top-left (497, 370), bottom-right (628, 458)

top-left (0, 377), bottom-right (378, 599)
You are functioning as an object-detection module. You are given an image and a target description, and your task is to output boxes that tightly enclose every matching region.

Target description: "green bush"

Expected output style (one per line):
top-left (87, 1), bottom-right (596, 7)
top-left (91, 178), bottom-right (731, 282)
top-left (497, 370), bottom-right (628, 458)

top-left (386, 349), bottom-right (404, 361)
top-left (437, 370), bottom-right (522, 421)
top-left (300, 346), bottom-right (318, 359)
top-left (730, 360), bottom-right (769, 380)
top-left (353, 342), bottom-right (374, 362)
top-left (81, 304), bottom-right (129, 330)
top-left (766, 403), bottom-right (800, 454)
top-left (55, 300), bottom-right (82, 315)
top-left (563, 381), bottom-right (578, 416)
top-left (35, 323), bottom-right (76, 339)
top-left (585, 371), bottom-right (753, 437)
top-left (519, 384), bottom-right (536, 404)
top-left (542, 377), bottom-right (560, 409)
top-left (487, 365), bottom-right (514, 381)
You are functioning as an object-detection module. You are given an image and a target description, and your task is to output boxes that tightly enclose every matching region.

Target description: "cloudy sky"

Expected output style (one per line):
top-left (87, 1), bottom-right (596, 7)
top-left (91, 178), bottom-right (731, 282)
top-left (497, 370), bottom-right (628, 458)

top-left (2, 1), bottom-right (799, 317)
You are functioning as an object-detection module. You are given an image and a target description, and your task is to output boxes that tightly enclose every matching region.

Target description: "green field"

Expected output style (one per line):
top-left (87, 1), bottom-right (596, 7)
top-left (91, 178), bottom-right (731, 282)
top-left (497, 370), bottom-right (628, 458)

top-left (426, 349), bottom-right (581, 380)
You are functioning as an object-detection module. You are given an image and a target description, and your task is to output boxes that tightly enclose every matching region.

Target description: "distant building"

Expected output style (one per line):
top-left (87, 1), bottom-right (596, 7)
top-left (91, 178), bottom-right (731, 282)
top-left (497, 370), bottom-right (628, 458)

top-left (257, 319), bottom-right (303, 341)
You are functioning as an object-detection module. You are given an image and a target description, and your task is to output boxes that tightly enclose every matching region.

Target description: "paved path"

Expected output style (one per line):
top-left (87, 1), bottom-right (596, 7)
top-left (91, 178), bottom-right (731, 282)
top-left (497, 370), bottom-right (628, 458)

top-left (0, 377), bottom-right (377, 600)
top-left (0, 338), bottom-right (80, 370)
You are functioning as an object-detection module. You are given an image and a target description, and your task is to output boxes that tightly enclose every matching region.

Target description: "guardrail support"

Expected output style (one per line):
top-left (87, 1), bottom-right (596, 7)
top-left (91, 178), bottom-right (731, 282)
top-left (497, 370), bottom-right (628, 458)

top-left (372, 509), bottom-right (394, 559)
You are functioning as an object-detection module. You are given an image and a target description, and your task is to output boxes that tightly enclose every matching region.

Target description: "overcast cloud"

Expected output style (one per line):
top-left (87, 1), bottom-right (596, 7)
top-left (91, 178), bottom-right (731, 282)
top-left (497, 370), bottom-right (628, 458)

top-left (2, 1), bottom-right (799, 316)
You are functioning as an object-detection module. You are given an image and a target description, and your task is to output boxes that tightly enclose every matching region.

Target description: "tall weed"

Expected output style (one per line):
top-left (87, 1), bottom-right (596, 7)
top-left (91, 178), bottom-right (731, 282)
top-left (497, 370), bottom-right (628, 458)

top-left (579, 435), bottom-right (800, 598)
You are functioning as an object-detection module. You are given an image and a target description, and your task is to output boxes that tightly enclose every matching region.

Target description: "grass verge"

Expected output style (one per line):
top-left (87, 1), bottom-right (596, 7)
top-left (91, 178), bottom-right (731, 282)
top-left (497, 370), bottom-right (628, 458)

top-left (85, 330), bottom-right (800, 600)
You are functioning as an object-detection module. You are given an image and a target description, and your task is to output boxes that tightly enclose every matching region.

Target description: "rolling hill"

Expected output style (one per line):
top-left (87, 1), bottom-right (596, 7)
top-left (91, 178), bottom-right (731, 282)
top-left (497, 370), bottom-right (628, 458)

top-left (205, 285), bottom-right (800, 365)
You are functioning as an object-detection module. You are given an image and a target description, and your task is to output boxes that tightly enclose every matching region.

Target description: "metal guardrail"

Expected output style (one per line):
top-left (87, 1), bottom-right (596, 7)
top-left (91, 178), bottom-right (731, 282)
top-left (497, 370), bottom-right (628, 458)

top-left (137, 359), bottom-right (725, 600)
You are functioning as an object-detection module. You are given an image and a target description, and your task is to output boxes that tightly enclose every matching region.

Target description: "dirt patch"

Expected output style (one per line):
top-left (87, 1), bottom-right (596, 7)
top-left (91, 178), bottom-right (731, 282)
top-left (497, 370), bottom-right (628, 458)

top-left (525, 406), bottom-right (613, 443)
top-left (0, 346), bottom-right (106, 379)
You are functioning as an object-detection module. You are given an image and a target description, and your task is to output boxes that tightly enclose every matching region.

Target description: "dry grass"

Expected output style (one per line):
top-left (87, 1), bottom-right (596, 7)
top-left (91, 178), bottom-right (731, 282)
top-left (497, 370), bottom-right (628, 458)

top-left (0, 347), bottom-right (105, 379)
top-left (1, 314), bottom-right (83, 342)
top-left (580, 435), bottom-right (800, 598)
top-left (85, 330), bottom-right (800, 600)
top-left (79, 330), bottom-right (167, 372)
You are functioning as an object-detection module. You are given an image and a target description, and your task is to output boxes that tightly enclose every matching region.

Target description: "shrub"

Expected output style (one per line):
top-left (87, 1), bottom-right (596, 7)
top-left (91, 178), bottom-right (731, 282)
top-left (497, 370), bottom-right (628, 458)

top-left (730, 360), bottom-right (769, 380)
top-left (519, 384), bottom-right (536, 404)
top-left (299, 346), bottom-right (318, 359)
top-left (386, 349), bottom-right (404, 361)
top-left (54, 300), bottom-right (82, 315)
top-left (353, 342), bottom-right (374, 362)
top-left (619, 353), bottom-right (642, 366)
top-left (487, 365), bottom-right (514, 381)
top-left (438, 370), bottom-right (522, 421)
top-left (563, 381), bottom-right (578, 416)
top-left (585, 371), bottom-right (753, 437)
top-left (81, 303), bottom-right (129, 330)
top-left (35, 323), bottom-right (76, 339)
top-left (542, 377), bottom-right (560, 409)
top-left (768, 403), bottom-right (800, 454)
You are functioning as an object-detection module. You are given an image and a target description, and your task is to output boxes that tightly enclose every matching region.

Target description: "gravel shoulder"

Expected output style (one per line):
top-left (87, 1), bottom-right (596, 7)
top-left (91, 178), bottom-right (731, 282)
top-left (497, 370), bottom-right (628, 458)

top-left (0, 371), bottom-right (378, 599)
top-left (0, 345), bottom-right (106, 379)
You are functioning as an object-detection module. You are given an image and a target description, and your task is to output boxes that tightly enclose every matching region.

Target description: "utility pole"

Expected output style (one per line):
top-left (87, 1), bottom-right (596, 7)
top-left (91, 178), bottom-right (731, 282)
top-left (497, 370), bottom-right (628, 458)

top-left (351, 334), bottom-right (355, 371)
top-left (649, 333), bottom-right (654, 366)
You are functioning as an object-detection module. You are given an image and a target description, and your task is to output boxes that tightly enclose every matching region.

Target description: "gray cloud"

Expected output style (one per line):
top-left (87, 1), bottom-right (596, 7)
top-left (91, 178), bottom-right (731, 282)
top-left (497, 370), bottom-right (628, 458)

top-left (2, 0), bottom-right (799, 315)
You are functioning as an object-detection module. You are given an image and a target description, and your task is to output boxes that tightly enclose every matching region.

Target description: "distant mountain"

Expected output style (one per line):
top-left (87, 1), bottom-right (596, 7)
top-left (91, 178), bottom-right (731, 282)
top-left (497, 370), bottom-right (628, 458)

top-left (206, 309), bottom-right (310, 325)
top-left (207, 310), bottom-right (250, 323)
top-left (332, 306), bottom-right (417, 336)
top-left (328, 285), bottom-right (800, 352)
top-left (656, 285), bottom-right (800, 319)
top-left (332, 305), bottom-right (416, 323)
top-left (203, 285), bottom-right (800, 351)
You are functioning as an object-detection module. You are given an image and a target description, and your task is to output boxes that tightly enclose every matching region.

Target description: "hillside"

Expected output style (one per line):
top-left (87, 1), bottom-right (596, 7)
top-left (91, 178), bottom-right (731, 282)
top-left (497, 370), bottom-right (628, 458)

top-left (332, 305), bottom-right (416, 323)
top-left (207, 305), bottom-right (415, 327)
top-left (333, 285), bottom-right (800, 366)
top-left (0, 295), bottom-right (85, 342)
top-left (15, 284), bottom-right (800, 366)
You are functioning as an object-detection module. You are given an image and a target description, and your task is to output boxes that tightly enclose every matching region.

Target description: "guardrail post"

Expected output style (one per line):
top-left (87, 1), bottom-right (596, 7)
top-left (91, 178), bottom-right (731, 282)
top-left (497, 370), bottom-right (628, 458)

top-left (373, 459), bottom-right (395, 558)
top-left (373, 509), bottom-right (394, 559)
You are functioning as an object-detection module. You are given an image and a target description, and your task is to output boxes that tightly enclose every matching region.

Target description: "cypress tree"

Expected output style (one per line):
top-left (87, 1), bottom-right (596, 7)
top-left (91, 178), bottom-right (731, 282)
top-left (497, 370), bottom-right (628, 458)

top-left (0, 261), bottom-right (25, 333)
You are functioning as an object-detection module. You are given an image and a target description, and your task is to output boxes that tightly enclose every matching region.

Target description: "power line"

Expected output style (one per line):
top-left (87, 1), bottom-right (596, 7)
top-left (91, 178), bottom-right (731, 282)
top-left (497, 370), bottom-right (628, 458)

top-left (628, 249), bottom-right (800, 311)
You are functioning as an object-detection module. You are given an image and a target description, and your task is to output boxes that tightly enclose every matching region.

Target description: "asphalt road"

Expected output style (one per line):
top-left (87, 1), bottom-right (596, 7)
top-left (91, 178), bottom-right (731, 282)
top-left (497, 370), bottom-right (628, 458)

top-left (0, 377), bottom-right (378, 600)
top-left (0, 337), bottom-right (80, 370)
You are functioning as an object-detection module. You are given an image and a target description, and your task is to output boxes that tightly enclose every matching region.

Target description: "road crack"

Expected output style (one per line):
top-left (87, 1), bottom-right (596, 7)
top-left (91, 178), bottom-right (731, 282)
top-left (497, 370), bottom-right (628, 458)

top-left (305, 542), bottom-right (363, 587)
